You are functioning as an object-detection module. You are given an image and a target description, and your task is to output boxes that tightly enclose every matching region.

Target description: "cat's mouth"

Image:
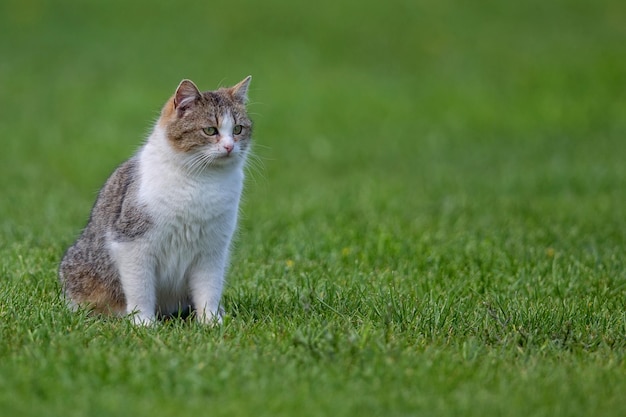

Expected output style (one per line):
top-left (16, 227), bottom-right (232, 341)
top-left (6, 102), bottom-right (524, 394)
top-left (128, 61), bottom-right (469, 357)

top-left (212, 150), bottom-right (241, 164)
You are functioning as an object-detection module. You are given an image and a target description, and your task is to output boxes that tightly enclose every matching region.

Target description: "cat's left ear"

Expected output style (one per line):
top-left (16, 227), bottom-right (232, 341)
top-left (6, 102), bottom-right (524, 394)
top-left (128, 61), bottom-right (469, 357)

top-left (230, 76), bottom-right (252, 104)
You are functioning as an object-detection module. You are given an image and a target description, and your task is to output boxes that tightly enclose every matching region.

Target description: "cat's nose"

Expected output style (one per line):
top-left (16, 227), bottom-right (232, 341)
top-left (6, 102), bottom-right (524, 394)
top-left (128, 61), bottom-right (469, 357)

top-left (224, 143), bottom-right (234, 154)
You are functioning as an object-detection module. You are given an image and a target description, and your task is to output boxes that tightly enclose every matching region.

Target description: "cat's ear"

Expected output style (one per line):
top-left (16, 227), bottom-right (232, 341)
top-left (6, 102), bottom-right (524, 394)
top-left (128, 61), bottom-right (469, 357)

top-left (229, 76), bottom-right (251, 104)
top-left (174, 79), bottom-right (201, 111)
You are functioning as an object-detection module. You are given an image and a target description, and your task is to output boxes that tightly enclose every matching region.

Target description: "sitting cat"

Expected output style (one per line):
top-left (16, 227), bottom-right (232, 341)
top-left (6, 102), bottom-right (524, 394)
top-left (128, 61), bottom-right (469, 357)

top-left (59, 76), bottom-right (253, 325)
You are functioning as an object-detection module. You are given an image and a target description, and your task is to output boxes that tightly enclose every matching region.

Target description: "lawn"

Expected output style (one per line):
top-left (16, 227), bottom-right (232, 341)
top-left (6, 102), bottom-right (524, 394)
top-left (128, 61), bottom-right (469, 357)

top-left (0, 0), bottom-right (625, 416)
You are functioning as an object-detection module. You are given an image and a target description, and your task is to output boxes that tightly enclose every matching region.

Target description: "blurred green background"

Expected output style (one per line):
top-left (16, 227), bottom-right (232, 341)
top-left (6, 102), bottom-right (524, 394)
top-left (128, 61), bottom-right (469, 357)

top-left (0, 0), bottom-right (625, 416)
top-left (2, 0), bottom-right (623, 243)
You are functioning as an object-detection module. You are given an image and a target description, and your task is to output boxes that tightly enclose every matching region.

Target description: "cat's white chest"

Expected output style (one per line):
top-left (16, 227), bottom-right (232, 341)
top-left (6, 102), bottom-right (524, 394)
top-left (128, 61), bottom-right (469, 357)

top-left (140, 161), bottom-right (242, 251)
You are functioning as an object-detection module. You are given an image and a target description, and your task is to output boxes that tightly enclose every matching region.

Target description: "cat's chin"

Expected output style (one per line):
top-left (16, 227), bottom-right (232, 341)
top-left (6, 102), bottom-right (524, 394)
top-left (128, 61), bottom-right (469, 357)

top-left (181, 150), bottom-right (243, 173)
top-left (209, 153), bottom-right (244, 168)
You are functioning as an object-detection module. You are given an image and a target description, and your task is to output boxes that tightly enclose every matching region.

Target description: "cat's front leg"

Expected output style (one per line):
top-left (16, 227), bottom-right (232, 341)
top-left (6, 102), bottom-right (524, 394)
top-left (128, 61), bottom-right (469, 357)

top-left (123, 272), bottom-right (157, 326)
top-left (127, 297), bottom-right (157, 326)
top-left (110, 241), bottom-right (157, 325)
top-left (189, 260), bottom-right (225, 325)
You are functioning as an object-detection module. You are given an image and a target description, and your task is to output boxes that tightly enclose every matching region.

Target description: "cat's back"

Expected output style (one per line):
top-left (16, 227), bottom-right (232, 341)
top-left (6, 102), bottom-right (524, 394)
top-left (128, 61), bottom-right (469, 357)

top-left (79, 156), bottom-right (152, 242)
top-left (59, 156), bottom-right (148, 313)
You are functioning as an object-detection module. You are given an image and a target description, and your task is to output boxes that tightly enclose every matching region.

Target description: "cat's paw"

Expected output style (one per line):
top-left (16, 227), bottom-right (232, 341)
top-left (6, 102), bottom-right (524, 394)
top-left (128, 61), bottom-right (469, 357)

top-left (196, 307), bottom-right (224, 326)
top-left (129, 312), bottom-right (156, 326)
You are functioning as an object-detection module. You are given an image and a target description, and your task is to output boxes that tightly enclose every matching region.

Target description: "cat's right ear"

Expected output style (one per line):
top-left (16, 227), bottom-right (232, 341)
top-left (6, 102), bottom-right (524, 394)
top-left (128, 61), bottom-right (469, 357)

top-left (174, 79), bottom-right (201, 114)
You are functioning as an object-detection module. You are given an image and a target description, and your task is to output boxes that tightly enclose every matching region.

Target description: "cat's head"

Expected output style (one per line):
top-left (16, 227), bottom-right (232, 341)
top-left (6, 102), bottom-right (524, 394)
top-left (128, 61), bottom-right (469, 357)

top-left (159, 76), bottom-right (252, 169)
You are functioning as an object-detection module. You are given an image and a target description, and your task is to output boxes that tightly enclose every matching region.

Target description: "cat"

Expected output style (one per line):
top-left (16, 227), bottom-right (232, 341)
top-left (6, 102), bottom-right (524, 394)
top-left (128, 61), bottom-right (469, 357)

top-left (59, 76), bottom-right (253, 325)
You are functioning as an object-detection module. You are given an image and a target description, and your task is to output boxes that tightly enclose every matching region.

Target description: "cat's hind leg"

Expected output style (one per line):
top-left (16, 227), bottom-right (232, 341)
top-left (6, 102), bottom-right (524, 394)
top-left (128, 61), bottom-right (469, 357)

top-left (59, 254), bottom-right (126, 317)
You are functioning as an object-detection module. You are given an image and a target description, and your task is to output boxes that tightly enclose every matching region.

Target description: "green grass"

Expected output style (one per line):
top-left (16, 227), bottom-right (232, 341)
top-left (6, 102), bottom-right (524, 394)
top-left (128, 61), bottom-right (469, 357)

top-left (1, 0), bottom-right (625, 416)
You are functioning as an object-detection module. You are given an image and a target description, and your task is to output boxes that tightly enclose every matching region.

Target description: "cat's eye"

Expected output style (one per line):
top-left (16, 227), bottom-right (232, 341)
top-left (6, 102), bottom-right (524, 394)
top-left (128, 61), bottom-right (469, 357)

top-left (233, 125), bottom-right (243, 135)
top-left (202, 127), bottom-right (218, 136)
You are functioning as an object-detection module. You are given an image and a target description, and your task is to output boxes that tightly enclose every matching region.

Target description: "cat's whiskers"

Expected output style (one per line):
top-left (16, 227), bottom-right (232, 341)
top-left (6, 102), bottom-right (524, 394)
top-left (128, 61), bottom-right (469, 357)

top-left (183, 149), bottom-right (251, 177)
top-left (184, 152), bottom-right (214, 177)
top-left (182, 152), bottom-right (205, 175)
top-left (196, 153), bottom-right (216, 175)
top-left (243, 149), bottom-right (267, 185)
top-left (250, 143), bottom-right (271, 152)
